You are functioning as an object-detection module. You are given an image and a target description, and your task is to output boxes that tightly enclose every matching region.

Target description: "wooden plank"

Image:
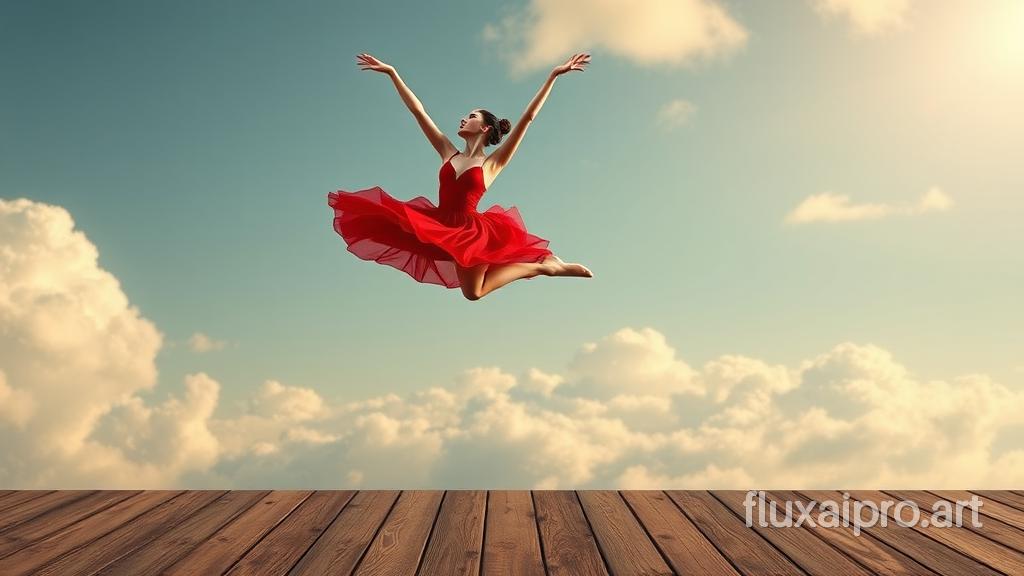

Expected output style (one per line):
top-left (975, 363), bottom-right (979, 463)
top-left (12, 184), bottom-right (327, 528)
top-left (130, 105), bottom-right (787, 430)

top-left (886, 490), bottom-right (1024, 554)
top-left (96, 490), bottom-right (270, 576)
top-left (0, 491), bottom-right (139, 559)
top-left (0, 490), bottom-right (182, 576)
top-left (712, 490), bottom-right (872, 576)
top-left (868, 487), bottom-right (1024, 573)
top-left (975, 490), bottom-right (1024, 511)
top-left (974, 490), bottom-right (1024, 513)
top-left (164, 490), bottom-right (313, 576)
top-left (0, 491), bottom-right (93, 532)
top-left (622, 491), bottom-right (739, 576)
top-left (34, 490), bottom-right (226, 576)
top-left (0, 491), bottom-right (53, 515)
top-left (227, 490), bottom-right (356, 576)
top-left (481, 490), bottom-right (545, 576)
top-left (801, 490), bottom-right (1001, 576)
top-left (929, 490), bottom-right (1024, 531)
top-left (417, 490), bottom-right (486, 576)
top-left (533, 491), bottom-right (608, 576)
top-left (766, 491), bottom-right (937, 576)
top-left (353, 490), bottom-right (444, 576)
top-left (847, 489), bottom-right (1024, 575)
top-left (666, 490), bottom-right (803, 575)
top-left (10, 489), bottom-right (1024, 576)
top-left (289, 490), bottom-right (399, 576)
top-left (577, 490), bottom-right (673, 575)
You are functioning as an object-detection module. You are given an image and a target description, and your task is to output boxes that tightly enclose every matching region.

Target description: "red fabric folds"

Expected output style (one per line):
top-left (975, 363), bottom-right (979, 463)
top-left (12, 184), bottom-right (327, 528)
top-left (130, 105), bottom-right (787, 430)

top-left (327, 152), bottom-right (553, 288)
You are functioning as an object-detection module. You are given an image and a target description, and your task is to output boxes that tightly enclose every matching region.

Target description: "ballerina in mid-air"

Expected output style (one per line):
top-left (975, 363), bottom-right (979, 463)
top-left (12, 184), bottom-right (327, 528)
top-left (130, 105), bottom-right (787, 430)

top-left (328, 51), bottom-right (594, 300)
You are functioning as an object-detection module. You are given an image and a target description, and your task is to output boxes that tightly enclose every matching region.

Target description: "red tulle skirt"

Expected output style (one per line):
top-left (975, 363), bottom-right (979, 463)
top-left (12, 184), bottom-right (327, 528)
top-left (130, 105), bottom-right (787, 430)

top-left (328, 187), bottom-right (553, 288)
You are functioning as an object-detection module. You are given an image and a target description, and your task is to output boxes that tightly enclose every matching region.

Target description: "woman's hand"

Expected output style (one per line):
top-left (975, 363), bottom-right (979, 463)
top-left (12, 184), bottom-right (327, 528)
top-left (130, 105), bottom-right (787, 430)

top-left (357, 53), bottom-right (395, 75)
top-left (551, 52), bottom-right (590, 77)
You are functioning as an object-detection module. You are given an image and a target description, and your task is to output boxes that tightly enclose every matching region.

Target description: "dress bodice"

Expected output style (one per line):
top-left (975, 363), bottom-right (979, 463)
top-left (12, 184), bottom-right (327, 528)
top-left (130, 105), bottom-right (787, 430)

top-left (328, 149), bottom-right (553, 288)
top-left (438, 152), bottom-right (486, 213)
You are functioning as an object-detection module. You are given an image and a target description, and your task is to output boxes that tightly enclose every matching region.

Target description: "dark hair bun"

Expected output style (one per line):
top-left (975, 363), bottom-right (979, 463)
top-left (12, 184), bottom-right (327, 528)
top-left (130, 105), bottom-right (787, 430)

top-left (498, 118), bottom-right (511, 135)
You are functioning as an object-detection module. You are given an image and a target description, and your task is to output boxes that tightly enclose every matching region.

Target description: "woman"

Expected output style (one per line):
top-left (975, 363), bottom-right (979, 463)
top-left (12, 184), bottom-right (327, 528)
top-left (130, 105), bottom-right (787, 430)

top-left (328, 52), bottom-right (593, 300)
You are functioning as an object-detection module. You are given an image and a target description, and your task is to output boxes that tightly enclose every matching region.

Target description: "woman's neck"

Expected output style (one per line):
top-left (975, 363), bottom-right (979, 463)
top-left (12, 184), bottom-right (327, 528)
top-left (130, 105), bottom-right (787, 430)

top-left (462, 138), bottom-right (487, 158)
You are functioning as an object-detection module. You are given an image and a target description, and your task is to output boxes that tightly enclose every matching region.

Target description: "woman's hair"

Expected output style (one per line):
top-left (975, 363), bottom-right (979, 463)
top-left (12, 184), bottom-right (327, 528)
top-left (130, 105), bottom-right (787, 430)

top-left (479, 109), bottom-right (511, 146)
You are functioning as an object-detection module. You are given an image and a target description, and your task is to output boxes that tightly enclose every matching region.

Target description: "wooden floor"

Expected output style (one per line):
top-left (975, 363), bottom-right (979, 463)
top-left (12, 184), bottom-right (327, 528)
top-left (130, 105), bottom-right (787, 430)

top-left (1, 490), bottom-right (1023, 575)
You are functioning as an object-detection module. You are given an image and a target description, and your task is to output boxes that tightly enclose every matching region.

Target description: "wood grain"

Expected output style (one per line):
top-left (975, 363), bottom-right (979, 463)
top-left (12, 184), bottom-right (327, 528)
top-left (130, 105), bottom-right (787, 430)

top-left (533, 491), bottom-right (608, 576)
top-left (578, 490), bottom-right (673, 575)
top-left (666, 490), bottom-right (804, 575)
top-left (289, 490), bottom-right (400, 575)
top-left (417, 490), bottom-right (487, 576)
top-left (0, 489), bottom-right (1020, 576)
top-left (97, 490), bottom-right (270, 576)
top-left (801, 490), bottom-right (1001, 576)
top-left (481, 490), bottom-right (545, 576)
top-left (353, 490), bottom-right (444, 576)
top-left (163, 490), bottom-right (313, 576)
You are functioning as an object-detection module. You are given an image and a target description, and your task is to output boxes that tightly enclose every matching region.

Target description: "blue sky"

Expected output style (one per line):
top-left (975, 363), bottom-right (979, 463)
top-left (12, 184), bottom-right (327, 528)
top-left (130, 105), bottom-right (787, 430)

top-left (2, 0), bottom-right (1023, 488)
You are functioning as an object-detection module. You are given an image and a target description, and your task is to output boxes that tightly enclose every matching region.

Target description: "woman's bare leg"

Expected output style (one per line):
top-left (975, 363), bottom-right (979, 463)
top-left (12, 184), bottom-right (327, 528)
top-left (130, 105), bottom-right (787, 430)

top-left (455, 262), bottom-right (489, 300)
top-left (455, 255), bottom-right (592, 300)
top-left (478, 261), bottom-right (551, 297)
top-left (454, 261), bottom-right (545, 300)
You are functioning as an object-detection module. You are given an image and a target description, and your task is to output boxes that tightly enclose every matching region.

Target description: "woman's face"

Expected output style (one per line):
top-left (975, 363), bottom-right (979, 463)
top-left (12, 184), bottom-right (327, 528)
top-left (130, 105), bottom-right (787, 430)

top-left (458, 109), bottom-right (488, 137)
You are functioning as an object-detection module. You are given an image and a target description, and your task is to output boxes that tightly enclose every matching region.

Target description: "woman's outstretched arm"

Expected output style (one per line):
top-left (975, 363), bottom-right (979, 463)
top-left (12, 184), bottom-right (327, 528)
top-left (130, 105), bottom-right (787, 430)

top-left (489, 53), bottom-right (591, 171)
top-left (357, 53), bottom-right (455, 159)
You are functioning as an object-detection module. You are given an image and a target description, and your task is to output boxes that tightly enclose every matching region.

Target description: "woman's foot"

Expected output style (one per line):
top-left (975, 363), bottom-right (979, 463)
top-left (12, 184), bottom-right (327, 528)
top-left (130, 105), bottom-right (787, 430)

top-left (542, 255), bottom-right (594, 278)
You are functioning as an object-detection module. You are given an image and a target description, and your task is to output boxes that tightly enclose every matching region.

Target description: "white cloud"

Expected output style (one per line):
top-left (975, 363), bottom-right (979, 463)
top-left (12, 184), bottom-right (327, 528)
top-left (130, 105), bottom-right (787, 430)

top-left (187, 331), bottom-right (228, 353)
top-left (249, 380), bottom-right (327, 422)
top-left (658, 98), bottom-right (697, 129)
top-left (482, 0), bottom-right (748, 78)
top-left (785, 186), bottom-right (953, 224)
top-left (3, 197), bottom-right (1022, 490)
top-left (201, 333), bottom-right (1024, 488)
top-left (0, 198), bottom-right (190, 487)
top-left (810, 0), bottom-right (912, 35)
top-left (0, 370), bottom-right (35, 429)
top-left (518, 367), bottom-right (564, 398)
top-left (91, 373), bottom-right (220, 476)
top-left (564, 327), bottom-right (703, 399)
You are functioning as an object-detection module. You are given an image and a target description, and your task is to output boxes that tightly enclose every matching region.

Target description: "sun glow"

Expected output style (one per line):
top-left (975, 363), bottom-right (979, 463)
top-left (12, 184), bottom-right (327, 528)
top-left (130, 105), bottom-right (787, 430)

top-left (984, 0), bottom-right (1024, 71)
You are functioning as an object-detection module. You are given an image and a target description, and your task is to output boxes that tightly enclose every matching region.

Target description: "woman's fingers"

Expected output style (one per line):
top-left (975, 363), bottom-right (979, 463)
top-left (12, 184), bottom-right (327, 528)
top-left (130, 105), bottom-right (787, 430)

top-left (356, 53), bottom-right (388, 72)
top-left (550, 52), bottom-right (589, 76)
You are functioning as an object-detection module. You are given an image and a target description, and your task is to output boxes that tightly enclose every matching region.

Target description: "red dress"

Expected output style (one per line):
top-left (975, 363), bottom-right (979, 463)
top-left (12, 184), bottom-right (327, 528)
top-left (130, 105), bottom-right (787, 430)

top-left (328, 151), bottom-right (553, 288)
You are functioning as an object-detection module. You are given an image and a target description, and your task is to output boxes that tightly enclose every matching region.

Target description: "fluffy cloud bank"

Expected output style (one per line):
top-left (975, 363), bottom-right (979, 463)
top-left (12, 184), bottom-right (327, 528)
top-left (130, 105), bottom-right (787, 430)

top-left (2, 197), bottom-right (1022, 489)
top-left (785, 186), bottom-right (952, 224)
top-left (482, 0), bottom-right (748, 77)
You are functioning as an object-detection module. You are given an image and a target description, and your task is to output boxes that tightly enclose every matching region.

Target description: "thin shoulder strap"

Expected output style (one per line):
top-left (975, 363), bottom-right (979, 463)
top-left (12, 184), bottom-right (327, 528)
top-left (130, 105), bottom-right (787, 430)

top-left (447, 150), bottom-right (459, 162)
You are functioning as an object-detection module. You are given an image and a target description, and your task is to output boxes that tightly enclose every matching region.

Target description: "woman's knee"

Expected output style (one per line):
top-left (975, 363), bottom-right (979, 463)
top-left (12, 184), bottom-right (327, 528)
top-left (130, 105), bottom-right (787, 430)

top-left (455, 263), bottom-right (487, 300)
top-left (461, 286), bottom-right (483, 301)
